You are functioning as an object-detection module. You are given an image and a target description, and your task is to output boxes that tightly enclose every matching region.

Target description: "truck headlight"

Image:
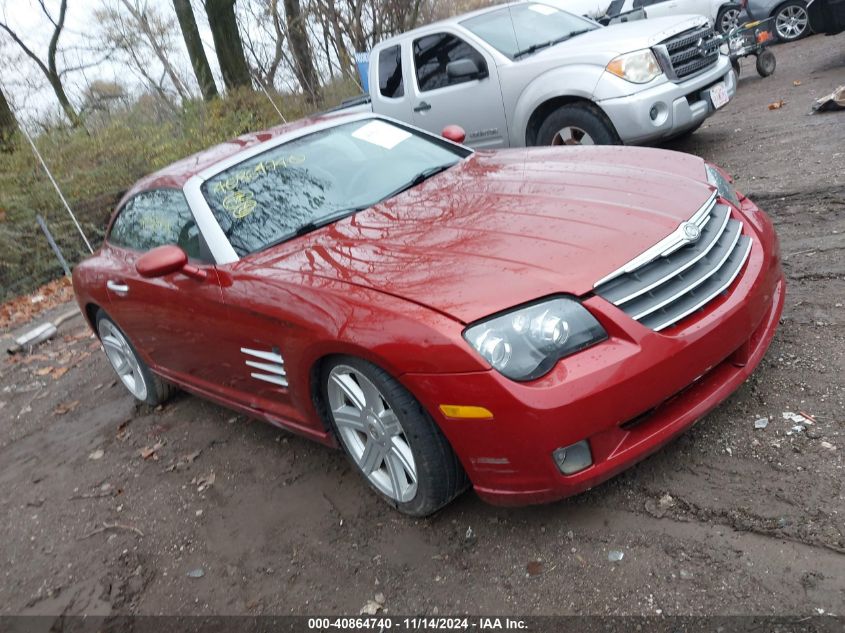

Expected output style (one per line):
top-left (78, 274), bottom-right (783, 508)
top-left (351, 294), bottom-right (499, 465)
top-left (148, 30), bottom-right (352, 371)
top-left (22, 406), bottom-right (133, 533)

top-left (463, 297), bottom-right (607, 382)
top-left (606, 49), bottom-right (662, 84)
top-left (706, 163), bottom-right (741, 207)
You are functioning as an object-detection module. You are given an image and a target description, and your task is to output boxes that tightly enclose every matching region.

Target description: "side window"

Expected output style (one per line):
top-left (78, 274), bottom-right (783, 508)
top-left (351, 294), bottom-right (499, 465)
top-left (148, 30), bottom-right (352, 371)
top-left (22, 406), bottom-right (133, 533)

top-left (109, 189), bottom-right (203, 260)
top-left (378, 45), bottom-right (404, 98)
top-left (413, 33), bottom-right (486, 92)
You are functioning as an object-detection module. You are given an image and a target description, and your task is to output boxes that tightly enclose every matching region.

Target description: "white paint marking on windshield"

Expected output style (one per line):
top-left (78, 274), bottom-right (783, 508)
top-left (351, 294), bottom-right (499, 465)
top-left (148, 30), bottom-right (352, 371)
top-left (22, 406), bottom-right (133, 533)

top-left (528, 4), bottom-right (557, 15)
top-left (352, 120), bottom-right (412, 150)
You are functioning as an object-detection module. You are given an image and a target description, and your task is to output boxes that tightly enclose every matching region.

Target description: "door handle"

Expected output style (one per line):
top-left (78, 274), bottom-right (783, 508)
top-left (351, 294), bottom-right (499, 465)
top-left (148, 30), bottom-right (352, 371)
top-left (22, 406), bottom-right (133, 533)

top-left (107, 280), bottom-right (129, 294)
top-left (414, 101), bottom-right (432, 113)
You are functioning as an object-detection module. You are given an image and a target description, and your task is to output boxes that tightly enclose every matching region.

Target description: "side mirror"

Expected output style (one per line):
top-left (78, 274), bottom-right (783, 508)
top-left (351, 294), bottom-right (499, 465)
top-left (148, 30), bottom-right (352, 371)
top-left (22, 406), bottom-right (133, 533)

top-left (136, 245), bottom-right (207, 281)
top-left (442, 125), bottom-right (467, 144)
top-left (446, 58), bottom-right (486, 80)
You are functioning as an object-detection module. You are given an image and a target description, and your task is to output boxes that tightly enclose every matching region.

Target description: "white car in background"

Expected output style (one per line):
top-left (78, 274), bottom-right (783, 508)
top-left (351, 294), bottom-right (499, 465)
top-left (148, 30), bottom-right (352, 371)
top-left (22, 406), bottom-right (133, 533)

top-left (604, 0), bottom-right (744, 32)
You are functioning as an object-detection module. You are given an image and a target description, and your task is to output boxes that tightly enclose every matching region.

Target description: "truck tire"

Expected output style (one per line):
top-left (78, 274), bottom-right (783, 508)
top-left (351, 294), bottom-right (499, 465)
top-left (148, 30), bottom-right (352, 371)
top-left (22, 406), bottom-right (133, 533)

top-left (536, 104), bottom-right (620, 146)
top-left (716, 5), bottom-right (742, 33)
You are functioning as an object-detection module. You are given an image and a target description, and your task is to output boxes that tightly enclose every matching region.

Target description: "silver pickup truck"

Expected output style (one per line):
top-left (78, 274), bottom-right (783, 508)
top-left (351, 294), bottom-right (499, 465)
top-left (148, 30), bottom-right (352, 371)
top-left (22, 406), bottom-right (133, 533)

top-left (342, 1), bottom-right (737, 147)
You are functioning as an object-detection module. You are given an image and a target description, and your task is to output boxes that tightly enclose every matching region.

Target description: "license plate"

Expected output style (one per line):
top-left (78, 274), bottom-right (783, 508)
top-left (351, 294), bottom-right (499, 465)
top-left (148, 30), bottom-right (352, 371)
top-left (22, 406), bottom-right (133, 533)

top-left (710, 82), bottom-right (730, 109)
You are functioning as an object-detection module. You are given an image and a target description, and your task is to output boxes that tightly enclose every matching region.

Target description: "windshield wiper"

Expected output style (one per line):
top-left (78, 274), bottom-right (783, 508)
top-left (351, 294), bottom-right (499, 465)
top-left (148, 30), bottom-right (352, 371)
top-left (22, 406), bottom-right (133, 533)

top-left (293, 205), bottom-right (371, 238)
top-left (513, 29), bottom-right (593, 59)
top-left (378, 163), bottom-right (457, 202)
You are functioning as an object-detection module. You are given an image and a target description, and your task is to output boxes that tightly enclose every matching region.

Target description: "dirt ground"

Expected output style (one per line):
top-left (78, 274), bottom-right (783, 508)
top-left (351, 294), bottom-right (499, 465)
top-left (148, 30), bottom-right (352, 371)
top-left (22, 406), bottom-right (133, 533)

top-left (1, 35), bottom-right (843, 619)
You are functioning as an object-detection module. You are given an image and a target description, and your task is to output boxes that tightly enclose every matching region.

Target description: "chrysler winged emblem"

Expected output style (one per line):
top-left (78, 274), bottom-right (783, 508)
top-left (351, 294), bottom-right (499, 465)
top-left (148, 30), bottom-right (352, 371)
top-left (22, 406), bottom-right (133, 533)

top-left (682, 221), bottom-right (703, 243)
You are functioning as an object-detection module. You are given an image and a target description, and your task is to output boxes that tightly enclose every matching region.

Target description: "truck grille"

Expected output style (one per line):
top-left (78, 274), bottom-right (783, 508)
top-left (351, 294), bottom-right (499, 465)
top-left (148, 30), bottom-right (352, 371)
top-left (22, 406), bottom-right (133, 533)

top-left (595, 194), bottom-right (752, 332)
top-left (654, 25), bottom-right (721, 81)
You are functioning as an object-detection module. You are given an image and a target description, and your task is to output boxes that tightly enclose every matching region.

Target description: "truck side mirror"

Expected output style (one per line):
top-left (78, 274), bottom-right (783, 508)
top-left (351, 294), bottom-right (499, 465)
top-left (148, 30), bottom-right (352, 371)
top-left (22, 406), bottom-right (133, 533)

top-left (446, 58), bottom-right (487, 80)
top-left (442, 125), bottom-right (467, 144)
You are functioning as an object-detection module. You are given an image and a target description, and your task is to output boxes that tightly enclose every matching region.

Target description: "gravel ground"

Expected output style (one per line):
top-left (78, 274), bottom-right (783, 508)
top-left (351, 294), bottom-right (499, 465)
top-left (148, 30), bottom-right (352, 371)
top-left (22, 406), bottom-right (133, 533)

top-left (0, 35), bottom-right (843, 619)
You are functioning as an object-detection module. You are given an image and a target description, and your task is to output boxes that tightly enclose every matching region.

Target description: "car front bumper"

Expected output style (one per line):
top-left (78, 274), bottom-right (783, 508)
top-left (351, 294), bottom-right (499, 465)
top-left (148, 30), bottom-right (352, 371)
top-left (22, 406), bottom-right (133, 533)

top-left (597, 55), bottom-right (738, 145)
top-left (402, 195), bottom-right (784, 506)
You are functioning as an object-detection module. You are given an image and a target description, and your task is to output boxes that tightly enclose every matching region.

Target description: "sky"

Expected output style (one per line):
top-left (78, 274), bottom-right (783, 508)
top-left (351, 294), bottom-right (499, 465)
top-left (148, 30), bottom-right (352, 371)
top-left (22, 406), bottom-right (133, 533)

top-left (0, 0), bottom-right (226, 123)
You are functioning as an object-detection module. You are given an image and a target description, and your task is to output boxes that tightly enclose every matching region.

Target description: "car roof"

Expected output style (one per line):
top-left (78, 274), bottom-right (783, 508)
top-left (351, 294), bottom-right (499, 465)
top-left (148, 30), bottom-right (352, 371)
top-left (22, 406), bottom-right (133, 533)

top-left (121, 111), bottom-right (364, 204)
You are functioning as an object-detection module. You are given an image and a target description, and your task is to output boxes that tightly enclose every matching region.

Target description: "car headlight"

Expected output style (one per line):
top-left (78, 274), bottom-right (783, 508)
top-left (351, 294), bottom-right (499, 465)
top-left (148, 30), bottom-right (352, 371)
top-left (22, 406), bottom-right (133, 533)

top-left (463, 297), bottom-right (607, 382)
top-left (706, 163), bottom-right (741, 207)
top-left (606, 49), bottom-right (662, 84)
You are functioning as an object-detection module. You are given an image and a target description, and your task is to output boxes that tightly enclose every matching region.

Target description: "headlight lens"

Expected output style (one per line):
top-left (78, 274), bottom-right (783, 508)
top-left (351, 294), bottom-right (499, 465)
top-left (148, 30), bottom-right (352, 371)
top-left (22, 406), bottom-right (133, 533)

top-left (706, 163), bottom-right (741, 207)
top-left (606, 49), bottom-right (662, 84)
top-left (463, 297), bottom-right (607, 382)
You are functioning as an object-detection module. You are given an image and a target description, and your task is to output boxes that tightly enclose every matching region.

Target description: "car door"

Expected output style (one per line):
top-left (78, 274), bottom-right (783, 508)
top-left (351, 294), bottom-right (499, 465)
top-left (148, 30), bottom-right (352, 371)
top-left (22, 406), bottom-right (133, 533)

top-left (409, 31), bottom-right (509, 148)
top-left (103, 189), bottom-right (229, 391)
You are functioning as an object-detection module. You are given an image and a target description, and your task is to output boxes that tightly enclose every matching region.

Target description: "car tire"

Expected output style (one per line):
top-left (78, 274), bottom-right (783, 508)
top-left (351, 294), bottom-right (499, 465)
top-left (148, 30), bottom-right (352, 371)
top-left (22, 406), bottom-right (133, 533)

top-left (321, 356), bottom-right (468, 516)
top-left (716, 5), bottom-right (742, 33)
top-left (95, 310), bottom-right (175, 406)
top-left (773, 1), bottom-right (811, 41)
top-left (536, 103), bottom-right (620, 147)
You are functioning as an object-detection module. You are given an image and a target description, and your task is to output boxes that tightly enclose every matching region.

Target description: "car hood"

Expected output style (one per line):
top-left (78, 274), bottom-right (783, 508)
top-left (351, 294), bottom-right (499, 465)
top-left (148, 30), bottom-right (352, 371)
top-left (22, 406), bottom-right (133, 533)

top-left (528, 15), bottom-right (709, 61)
top-left (254, 147), bottom-right (715, 324)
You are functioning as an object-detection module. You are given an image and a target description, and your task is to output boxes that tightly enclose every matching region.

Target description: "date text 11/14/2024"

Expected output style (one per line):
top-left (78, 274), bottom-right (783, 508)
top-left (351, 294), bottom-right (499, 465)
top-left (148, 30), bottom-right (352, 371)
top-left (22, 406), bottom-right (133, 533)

top-left (307, 617), bottom-right (529, 630)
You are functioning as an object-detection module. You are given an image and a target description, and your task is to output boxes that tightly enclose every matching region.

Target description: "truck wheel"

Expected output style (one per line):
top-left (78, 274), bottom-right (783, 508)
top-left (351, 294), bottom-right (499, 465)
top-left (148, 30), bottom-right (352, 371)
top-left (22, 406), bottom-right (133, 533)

top-left (536, 104), bottom-right (620, 146)
top-left (322, 356), bottom-right (468, 517)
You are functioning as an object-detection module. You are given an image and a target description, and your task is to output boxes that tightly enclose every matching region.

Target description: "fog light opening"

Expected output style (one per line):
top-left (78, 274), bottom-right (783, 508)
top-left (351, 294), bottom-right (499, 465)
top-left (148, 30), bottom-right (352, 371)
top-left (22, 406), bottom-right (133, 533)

top-left (553, 440), bottom-right (593, 475)
top-left (649, 102), bottom-right (669, 126)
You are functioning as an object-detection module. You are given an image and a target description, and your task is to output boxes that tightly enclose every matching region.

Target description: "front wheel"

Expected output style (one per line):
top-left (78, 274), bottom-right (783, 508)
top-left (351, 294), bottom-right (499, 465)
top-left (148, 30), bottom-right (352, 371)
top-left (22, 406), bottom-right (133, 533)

top-left (536, 103), bottom-right (620, 147)
top-left (756, 49), bottom-right (777, 77)
top-left (96, 311), bottom-right (175, 406)
top-left (322, 357), bottom-right (468, 516)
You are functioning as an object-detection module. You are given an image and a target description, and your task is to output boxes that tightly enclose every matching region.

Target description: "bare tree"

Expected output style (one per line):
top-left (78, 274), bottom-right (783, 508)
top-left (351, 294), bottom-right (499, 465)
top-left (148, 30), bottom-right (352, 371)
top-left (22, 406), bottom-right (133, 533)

top-left (0, 82), bottom-right (18, 149)
top-left (173, 0), bottom-right (218, 100)
top-left (283, 0), bottom-right (320, 103)
top-left (204, 0), bottom-right (252, 89)
top-left (96, 0), bottom-right (193, 102)
top-left (0, 0), bottom-right (83, 127)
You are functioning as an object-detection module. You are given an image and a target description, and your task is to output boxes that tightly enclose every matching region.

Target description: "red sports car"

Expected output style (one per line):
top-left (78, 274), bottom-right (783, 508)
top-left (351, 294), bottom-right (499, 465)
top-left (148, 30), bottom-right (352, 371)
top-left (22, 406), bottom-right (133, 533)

top-left (73, 113), bottom-right (785, 516)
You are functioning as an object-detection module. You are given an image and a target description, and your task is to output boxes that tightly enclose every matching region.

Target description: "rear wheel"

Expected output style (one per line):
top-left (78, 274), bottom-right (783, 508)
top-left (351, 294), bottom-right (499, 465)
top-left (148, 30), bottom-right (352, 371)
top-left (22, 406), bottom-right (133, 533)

top-left (96, 311), bottom-right (174, 406)
top-left (773, 1), bottom-right (810, 41)
top-left (322, 357), bottom-right (467, 516)
top-left (536, 103), bottom-right (619, 147)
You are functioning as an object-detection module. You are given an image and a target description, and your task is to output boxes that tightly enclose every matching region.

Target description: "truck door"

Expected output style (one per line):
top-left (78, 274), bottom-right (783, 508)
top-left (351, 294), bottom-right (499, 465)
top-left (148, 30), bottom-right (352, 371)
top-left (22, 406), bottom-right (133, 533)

top-left (370, 43), bottom-right (415, 122)
top-left (408, 31), bottom-right (509, 149)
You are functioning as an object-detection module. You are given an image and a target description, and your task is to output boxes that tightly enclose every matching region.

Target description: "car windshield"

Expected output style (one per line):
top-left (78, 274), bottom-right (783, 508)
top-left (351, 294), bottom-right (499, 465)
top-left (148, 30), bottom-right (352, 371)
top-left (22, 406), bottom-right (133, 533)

top-left (461, 3), bottom-right (597, 59)
top-left (201, 119), bottom-right (469, 257)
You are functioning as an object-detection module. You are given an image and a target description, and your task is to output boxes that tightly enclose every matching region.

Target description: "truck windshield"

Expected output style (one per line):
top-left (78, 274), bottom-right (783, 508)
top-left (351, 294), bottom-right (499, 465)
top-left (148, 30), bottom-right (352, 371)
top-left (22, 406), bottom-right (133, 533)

top-left (462, 3), bottom-right (598, 59)
top-left (201, 119), bottom-right (470, 257)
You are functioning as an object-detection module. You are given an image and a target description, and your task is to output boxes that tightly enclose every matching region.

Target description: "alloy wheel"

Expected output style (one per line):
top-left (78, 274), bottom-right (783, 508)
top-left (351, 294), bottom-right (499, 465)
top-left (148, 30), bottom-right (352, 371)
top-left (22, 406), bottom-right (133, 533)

top-left (552, 126), bottom-right (595, 146)
top-left (719, 7), bottom-right (741, 33)
top-left (327, 365), bottom-right (418, 503)
top-left (775, 5), bottom-right (808, 40)
top-left (98, 319), bottom-right (148, 401)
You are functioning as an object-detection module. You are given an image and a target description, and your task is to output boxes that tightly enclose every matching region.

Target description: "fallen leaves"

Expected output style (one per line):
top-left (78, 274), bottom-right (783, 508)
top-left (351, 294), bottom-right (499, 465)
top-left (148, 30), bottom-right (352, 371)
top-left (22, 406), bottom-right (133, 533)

top-left (53, 400), bottom-right (80, 416)
top-left (192, 472), bottom-right (216, 493)
top-left (140, 442), bottom-right (164, 460)
top-left (164, 449), bottom-right (202, 473)
top-left (0, 277), bottom-right (74, 330)
top-left (526, 560), bottom-right (545, 576)
top-left (768, 99), bottom-right (785, 110)
top-left (793, 80), bottom-right (802, 86)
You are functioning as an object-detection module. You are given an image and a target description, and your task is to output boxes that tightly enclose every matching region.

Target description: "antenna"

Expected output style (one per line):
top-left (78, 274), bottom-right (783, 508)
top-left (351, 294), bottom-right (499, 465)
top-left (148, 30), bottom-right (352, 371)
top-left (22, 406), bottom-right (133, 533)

top-left (258, 80), bottom-right (287, 124)
top-left (506, 1), bottom-right (523, 55)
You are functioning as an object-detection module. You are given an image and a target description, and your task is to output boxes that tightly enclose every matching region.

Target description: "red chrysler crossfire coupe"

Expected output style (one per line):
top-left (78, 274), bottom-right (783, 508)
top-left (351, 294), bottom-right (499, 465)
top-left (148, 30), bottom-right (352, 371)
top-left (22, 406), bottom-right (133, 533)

top-left (73, 112), bottom-right (785, 516)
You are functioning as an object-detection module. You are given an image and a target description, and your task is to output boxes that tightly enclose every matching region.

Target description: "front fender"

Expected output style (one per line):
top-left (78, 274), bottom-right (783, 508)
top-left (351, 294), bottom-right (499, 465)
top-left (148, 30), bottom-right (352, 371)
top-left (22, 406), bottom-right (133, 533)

top-left (509, 65), bottom-right (608, 146)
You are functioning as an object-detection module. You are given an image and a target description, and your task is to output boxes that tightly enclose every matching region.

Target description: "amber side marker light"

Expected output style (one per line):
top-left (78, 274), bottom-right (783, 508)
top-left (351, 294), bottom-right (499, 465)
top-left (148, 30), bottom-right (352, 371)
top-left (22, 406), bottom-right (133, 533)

top-left (439, 405), bottom-right (494, 420)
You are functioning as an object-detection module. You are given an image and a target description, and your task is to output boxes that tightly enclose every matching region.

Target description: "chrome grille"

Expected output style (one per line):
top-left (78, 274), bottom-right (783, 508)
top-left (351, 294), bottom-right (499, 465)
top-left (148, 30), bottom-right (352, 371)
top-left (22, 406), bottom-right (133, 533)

top-left (654, 25), bottom-right (720, 81)
top-left (595, 195), bottom-right (752, 332)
